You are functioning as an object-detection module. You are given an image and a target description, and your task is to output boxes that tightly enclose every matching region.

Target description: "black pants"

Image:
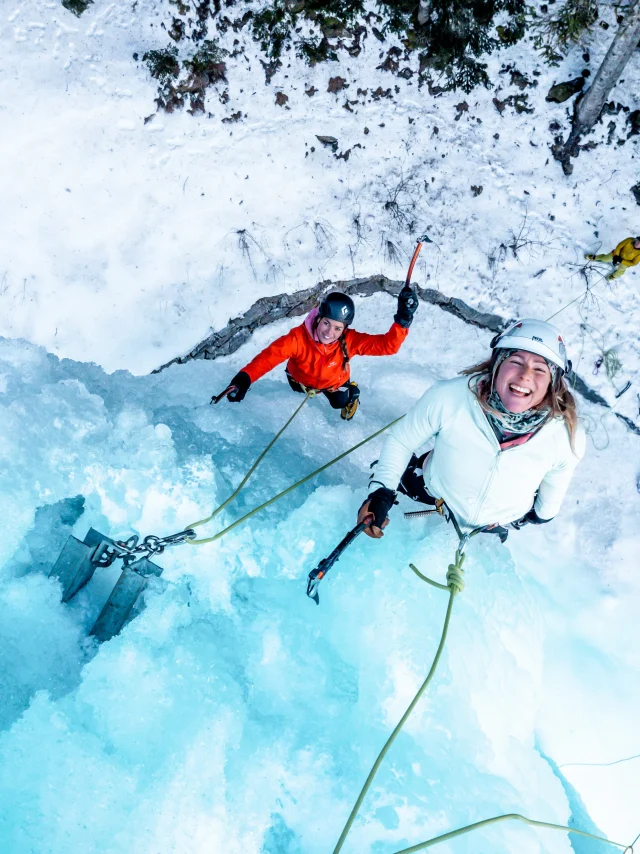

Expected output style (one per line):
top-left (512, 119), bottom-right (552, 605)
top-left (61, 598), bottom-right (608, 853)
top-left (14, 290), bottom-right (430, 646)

top-left (287, 374), bottom-right (359, 409)
top-left (398, 453), bottom-right (437, 504)
top-left (397, 452), bottom-right (509, 542)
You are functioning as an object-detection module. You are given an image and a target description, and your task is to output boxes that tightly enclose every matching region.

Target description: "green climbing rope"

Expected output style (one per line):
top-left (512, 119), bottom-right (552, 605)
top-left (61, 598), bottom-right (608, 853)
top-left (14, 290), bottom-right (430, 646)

top-left (185, 415), bottom-right (403, 545)
top-left (332, 548), bottom-right (466, 854)
top-left (332, 542), bottom-right (635, 854)
top-left (186, 391), bottom-right (312, 537)
top-left (390, 813), bottom-right (633, 853)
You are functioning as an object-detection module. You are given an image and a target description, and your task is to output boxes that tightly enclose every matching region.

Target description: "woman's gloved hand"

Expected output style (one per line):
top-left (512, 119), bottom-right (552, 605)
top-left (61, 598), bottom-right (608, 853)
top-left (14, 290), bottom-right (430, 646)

top-left (394, 285), bottom-right (419, 328)
top-left (511, 508), bottom-right (552, 530)
top-left (224, 371), bottom-right (251, 403)
top-left (357, 486), bottom-right (397, 538)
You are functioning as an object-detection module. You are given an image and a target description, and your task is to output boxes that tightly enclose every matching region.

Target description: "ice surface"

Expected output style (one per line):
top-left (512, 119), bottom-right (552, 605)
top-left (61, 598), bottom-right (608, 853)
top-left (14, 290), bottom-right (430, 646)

top-left (0, 300), bottom-right (637, 853)
top-left (1, 4), bottom-right (639, 846)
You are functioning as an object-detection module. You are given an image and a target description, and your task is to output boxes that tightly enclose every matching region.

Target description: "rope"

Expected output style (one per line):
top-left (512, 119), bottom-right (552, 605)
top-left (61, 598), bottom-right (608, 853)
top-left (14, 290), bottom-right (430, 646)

top-left (408, 563), bottom-right (448, 591)
top-left (560, 751), bottom-right (640, 769)
top-left (186, 391), bottom-right (312, 535)
top-left (332, 549), bottom-right (466, 854)
top-left (185, 416), bottom-right (403, 545)
top-left (390, 813), bottom-right (633, 853)
top-left (332, 544), bottom-right (634, 854)
top-left (545, 272), bottom-right (605, 322)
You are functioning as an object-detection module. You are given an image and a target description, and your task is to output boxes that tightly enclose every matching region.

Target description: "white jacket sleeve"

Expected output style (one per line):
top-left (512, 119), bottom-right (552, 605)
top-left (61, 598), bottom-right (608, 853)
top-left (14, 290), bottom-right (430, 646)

top-left (369, 381), bottom-right (450, 494)
top-left (534, 424), bottom-right (586, 519)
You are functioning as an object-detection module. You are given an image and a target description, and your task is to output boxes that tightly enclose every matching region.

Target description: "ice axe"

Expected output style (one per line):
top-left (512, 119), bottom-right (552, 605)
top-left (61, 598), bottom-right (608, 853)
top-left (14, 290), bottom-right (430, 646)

top-left (210, 384), bottom-right (237, 404)
top-left (306, 521), bottom-right (367, 604)
top-left (398, 233), bottom-right (431, 311)
top-left (405, 232), bottom-right (431, 287)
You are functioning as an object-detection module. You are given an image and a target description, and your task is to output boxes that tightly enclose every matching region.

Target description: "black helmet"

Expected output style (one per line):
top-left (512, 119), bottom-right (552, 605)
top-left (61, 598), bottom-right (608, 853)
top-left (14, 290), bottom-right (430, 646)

top-left (318, 292), bottom-right (355, 326)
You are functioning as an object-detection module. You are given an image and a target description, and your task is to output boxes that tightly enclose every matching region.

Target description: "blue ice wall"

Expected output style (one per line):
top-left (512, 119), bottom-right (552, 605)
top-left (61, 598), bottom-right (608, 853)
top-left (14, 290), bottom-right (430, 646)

top-left (0, 336), bottom-right (605, 854)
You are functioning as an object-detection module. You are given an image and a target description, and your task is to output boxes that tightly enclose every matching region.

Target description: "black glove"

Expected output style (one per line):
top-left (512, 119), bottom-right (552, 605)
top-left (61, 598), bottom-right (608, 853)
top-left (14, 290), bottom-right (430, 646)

top-left (511, 508), bottom-right (552, 530)
top-left (226, 371), bottom-right (251, 403)
top-left (394, 285), bottom-right (419, 328)
top-left (361, 486), bottom-right (397, 529)
top-left (612, 254), bottom-right (622, 265)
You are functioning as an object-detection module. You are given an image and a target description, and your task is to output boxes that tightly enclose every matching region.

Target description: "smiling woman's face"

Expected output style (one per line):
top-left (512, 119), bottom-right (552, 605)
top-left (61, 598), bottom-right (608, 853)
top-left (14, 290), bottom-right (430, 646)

top-left (494, 350), bottom-right (552, 413)
top-left (316, 317), bottom-right (345, 344)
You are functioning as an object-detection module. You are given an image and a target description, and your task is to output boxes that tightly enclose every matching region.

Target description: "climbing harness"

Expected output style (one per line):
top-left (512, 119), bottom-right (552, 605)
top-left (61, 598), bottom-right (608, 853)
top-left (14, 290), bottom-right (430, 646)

top-left (331, 506), bottom-right (637, 854)
top-left (306, 521), bottom-right (367, 604)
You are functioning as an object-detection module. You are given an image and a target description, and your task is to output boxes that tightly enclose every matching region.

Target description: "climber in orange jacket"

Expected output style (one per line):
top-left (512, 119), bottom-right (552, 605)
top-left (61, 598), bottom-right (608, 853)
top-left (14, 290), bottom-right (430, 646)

top-left (216, 288), bottom-right (418, 420)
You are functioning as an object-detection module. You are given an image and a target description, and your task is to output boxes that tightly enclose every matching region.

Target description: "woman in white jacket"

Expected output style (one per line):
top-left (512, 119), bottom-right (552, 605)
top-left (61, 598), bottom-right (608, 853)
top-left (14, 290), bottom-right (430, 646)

top-left (357, 319), bottom-right (586, 538)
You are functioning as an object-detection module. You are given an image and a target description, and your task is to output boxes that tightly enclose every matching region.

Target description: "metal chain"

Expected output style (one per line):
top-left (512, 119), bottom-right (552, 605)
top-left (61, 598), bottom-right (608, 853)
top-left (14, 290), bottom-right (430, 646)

top-left (95, 529), bottom-right (196, 568)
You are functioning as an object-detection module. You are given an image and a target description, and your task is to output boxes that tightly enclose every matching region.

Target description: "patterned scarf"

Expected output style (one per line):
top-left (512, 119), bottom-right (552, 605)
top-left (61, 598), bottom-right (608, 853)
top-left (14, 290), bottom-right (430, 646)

top-left (485, 390), bottom-right (550, 439)
top-left (483, 349), bottom-right (553, 441)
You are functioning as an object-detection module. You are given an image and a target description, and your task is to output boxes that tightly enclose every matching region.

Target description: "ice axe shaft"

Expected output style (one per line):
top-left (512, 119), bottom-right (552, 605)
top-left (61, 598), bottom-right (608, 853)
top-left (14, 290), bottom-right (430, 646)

top-left (306, 521), bottom-right (367, 604)
top-left (405, 233), bottom-right (431, 287)
top-left (211, 385), bottom-right (237, 404)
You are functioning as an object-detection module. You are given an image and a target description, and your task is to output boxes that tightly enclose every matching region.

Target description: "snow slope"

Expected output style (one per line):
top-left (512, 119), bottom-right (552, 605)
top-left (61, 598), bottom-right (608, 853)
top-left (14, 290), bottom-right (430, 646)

top-left (0, 1), bottom-right (639, 852)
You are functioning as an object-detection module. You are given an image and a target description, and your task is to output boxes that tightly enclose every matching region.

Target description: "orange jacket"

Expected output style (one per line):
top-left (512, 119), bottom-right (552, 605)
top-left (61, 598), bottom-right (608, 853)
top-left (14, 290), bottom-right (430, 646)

top-left (241, 313), bottom-right (409, 391)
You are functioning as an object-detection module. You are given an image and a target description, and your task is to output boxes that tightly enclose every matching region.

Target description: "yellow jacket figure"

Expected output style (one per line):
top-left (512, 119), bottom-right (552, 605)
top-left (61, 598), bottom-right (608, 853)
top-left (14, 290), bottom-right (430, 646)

top-left (586, 236), bottom-right (640, 280)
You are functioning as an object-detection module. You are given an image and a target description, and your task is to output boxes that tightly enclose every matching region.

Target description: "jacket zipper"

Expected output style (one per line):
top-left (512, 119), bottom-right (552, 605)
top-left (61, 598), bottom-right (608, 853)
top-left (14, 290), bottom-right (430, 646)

top-left (470, 400), bottom-right (502, 526)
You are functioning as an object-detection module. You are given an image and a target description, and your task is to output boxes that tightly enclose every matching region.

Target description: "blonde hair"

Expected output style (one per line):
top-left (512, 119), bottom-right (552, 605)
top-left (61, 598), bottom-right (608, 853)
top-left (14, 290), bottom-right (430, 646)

top-left (461, 352), bottom-right (579, 451)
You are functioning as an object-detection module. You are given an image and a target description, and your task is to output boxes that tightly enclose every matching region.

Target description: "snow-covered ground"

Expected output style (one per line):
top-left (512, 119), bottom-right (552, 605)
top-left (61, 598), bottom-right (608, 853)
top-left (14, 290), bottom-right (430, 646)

top-left (0, 2), bottom-right (639, 852)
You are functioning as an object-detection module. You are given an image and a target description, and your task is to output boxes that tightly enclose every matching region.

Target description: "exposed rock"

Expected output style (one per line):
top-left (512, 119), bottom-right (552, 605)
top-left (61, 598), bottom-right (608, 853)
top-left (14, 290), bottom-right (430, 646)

top-left (305, 86), bottom-right (318, 97)
top-left (155, 276), bottom-right (506, 373)
top-left (499, 64), bottom-right (537, 90)
top-left (153, 278), bottom-right (640, 437)
top-left (493, 93), bottom-right (533, 115)
top-left (336, 143), bottom-right (362, 161)
top-left (626, 109), bottom-right (640, 138)
top-left (275, 91), bottom-right (289, 106)
top-left (631, 183), bottom-right (640, 205)
top-left (471, 185), bottom-right (483, 196)
top-left (345, 24), bottom-right (367, 58)
top-left (377, 47), bottom-right (401, 73)
top-left (328, 76), bottom-right (347, 93)
top-left (316, 135), bottom-right (339, 152)
top-left (321, 17), bottom-right (345, 38)
top-left (62, 0), bottom-right (93, 15)
top-left (455, 101), bottom-right (468, 121)
top-left (545, 77), bottom-right (585, 103)
top-left (371, 86), bottom-right (392, 100)
top-left (221, 110), bottom-right (243, 123)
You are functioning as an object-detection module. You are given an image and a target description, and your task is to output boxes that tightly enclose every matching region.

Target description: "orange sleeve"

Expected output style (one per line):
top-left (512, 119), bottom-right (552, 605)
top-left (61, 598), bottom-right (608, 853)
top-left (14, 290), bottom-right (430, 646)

top-left (345, 322), bottom-right (409, 357)
top-left (241, 328), bottom-right (300, 383)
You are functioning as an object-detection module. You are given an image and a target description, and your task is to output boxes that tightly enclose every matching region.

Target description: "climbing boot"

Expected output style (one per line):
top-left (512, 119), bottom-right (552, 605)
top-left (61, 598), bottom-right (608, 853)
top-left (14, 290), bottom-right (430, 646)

top-left (341, 382), bottom-right (360, 421)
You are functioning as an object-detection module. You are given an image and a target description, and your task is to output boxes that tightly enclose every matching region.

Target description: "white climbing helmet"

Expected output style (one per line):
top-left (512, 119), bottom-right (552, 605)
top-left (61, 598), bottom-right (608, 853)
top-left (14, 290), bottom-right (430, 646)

top-left (490, 318), bottom-right (571, 373)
